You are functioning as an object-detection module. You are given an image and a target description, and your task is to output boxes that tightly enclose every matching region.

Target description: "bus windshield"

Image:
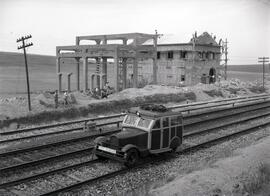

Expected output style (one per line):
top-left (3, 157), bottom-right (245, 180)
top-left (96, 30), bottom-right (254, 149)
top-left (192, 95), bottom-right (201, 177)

top-left (124, 115), bottom-right (139, 126)
top-left (124, 115), bottom-right (152, 129)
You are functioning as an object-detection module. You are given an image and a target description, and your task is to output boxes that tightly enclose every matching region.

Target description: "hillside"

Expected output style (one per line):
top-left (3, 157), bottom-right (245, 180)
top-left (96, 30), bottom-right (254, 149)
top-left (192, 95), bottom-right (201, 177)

top-left (0, 51), bottom-right (77, 95)
top-left (228, 64), bottom-right (270, 73)
top-left (0, 51), bottom-right (56, 67)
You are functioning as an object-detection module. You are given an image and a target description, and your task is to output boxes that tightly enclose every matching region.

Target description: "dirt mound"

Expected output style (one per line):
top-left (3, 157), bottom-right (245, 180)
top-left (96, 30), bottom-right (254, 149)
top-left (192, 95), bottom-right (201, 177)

top-left (150, 134), bottom-right (270, 196)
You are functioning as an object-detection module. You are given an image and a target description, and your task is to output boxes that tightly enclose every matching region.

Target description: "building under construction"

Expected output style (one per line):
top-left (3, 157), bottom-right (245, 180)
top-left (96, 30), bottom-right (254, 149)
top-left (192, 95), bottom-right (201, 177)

top-left (56, 32), bottom-right (222, 92)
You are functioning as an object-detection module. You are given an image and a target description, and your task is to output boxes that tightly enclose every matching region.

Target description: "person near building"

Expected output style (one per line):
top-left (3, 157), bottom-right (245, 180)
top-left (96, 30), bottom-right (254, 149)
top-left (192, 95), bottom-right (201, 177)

top-left (64, 91), bottom-right (68, 105)
top-left (54, 90), bottom-right (58, 108)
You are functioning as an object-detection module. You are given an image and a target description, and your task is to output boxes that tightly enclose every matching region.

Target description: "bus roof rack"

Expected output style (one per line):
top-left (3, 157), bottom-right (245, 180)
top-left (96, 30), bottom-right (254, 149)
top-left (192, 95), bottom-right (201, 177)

top-left (140, 104), bottom-right (169, 113)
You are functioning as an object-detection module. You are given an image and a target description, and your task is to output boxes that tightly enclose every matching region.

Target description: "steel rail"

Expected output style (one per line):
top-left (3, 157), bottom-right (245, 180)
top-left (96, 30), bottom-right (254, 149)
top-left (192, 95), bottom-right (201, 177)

top-left (1, 96), bottom-right (268, 143)
top-left (0, 147), bottom-right (94, 173)
top-left (37, 116), bottom-right (270, 196)
top-left (183, 101), bottom-right (270, 126)
top-left (0, 113), bottom-right (124, 134)
top-left (1, 99), bottom-right (269, 157)
top-left (175, 96), bottom-right (270, 113)
top-left (0, 120), bottom-right (122, 144)
top-left (1, 108), bottom-right (270, 193)
top-left (1, 94), bottom-right (268, 135)
top-left (0, 159), bottom-right (100, 189)
top-left (171, 93), bottom-right (269, 109)
top-left (0, 129), bottom-right (120, 157)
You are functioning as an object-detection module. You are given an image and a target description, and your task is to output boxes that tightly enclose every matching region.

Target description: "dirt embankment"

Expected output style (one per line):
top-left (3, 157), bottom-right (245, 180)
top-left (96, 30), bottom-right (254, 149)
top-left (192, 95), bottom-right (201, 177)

top-left (0, 79), bottom-right (268, 129)
top-left (150, 135), bottom-right (270, 196)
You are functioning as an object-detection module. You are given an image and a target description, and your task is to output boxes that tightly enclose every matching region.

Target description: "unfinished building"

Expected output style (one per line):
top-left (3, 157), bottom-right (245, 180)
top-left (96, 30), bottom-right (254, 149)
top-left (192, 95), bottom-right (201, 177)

top-left (56, 32), bottom-right (222, 92)
top-left (56, 33), bottom-right (158, 93)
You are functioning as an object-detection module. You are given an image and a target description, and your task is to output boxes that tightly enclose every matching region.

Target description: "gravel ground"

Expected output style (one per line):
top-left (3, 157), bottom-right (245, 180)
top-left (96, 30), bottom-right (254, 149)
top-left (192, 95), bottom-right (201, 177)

top-left (2, 161), bottom-right (124, 196)
top-left (60, 126), bottom-right (270, 196)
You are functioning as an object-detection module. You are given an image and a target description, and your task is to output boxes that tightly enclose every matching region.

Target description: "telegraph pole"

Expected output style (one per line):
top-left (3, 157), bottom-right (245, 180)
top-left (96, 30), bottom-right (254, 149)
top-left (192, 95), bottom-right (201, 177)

top-left (258, 57), bottom-right (269, 89)
top-left (17, 35), bottom-right (33, 111)
top-left (223, 39), bottom-right (228, 80)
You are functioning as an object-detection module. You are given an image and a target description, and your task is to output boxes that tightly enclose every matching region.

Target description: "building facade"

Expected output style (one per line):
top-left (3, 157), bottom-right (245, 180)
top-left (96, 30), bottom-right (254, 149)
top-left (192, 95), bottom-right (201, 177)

top-left (124, 32), bottom-right (222, 88)
top-left (57, 32), bottom-right (223, 92)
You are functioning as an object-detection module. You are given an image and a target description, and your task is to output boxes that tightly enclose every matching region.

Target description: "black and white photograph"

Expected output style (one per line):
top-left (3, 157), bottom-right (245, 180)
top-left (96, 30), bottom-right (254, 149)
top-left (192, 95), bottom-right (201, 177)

top-left (0, 0), bottom-right (270, 195)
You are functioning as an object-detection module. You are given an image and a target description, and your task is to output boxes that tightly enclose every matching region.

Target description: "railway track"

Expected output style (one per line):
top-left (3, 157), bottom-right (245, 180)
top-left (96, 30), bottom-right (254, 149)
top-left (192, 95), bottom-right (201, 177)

top-left (39, 115), bottom-right (270, 196)
top-left (1, 98), bottom-right (269, 172)
top-left (0, 101), bottom-right (270, 195)
top-left (1, 94), bottom-right (269, 145)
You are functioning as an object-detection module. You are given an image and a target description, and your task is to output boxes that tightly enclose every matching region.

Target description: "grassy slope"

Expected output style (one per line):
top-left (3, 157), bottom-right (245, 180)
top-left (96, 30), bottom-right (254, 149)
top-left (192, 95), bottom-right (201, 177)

top-left (228, 64), bottom-right (270, 73)
top-left (0, 51), bottom-right (78, 95)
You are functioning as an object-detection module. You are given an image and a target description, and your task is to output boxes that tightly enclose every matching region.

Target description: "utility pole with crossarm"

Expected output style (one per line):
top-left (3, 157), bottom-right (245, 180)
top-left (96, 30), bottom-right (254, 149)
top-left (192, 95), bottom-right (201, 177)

top-left (17, 35), bottom-right (33, 111)
top-left (258, 56), bottom-right (269, 89)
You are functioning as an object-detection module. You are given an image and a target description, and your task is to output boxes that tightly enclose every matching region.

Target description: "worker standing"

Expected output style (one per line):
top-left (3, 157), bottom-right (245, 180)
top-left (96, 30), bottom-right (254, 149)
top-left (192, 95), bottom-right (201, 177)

top-left (54, 90), bottom-right (58, 108)
top-left (64, 91), bottom-right (68, 105)
top-left (103, 82), bottom-right (110, 98)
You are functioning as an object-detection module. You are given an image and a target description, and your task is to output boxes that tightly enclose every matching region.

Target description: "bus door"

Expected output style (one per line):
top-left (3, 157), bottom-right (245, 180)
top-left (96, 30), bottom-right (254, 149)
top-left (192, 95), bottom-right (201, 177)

top-left (162, 117), bottom-right (170, 148)
top-left (151, 119), bottom-right (161, 150)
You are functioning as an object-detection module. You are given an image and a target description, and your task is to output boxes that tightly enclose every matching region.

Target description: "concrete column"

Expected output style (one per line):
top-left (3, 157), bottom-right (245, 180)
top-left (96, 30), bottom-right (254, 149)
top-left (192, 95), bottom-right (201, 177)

top-left (133, 57), bottom-right (138, 88)
top-left (82, 57), bottom-right (88, 92)
top-left (56, 57), bottom-right (61, 92)
top-left (75, 57), bottom-right (80, 91)
top-left (114, 56), bottom-right (119, 92)
top-left (153, 36), bottom-right (158, 84)
top-left (96, 57), bottom-right (101, 89)
top-left (58, 73), bottom-right (62, 93)
top-left (67, 73), bottom-right (72, 92)
top-left (91, 74), bottom-right (95, 90)
top-left (102, 57), bottom-right (107, 85)
top-left (122, 58), bottom-right (127, 89)
top-left (153, 57), bottom-right (157, 84)
top-left (56, 57), bottom-right (61, 73)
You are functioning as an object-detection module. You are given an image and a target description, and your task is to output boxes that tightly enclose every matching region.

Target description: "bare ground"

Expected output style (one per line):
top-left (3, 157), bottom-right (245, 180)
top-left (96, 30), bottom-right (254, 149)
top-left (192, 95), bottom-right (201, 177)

top-left (149, 131), bottom-right (270, 196)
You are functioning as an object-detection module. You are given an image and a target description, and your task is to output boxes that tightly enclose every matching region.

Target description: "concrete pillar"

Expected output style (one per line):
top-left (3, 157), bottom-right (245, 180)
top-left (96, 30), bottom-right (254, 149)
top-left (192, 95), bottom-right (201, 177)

top-left (56, 57), bottom-right (61, 92)
top-left (90, 74), bottom-right (95, 90)
top-left (75, 57), bottom-right (80, 91)
top-left (96, 58), bottom-right (101, 89)
top-left (122, 58), bottom-right (127, 89)
top-left (58, 73), bottom-right (62, 93)
top-left (56, 57), bottom-right (61, 73)
top-left (82, 57), bottom-right (88, 92)
top-left (133, 57), bottom-right (138, 88)
top-left (153, 36), bottom-right (158, 84)
top-left (153, 57), bottom-right (157, 84)
top-left (114, 56), bottom-right (119, 91)
top-left (67, 73), bottom-right (72, 92)
top-left (102, 57), bottom-right (107, 85)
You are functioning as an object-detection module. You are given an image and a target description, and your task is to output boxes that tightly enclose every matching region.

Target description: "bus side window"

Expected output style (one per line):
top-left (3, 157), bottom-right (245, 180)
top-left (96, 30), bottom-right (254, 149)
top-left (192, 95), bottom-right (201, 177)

top-left (163, 117), bottom-right (169, 128)
top-left (153, 119), bottom-right (160, 129)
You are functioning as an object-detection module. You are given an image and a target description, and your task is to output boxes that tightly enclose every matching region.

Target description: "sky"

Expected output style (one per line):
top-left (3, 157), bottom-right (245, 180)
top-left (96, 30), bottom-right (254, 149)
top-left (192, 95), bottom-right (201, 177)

top-left (0, 0), bottom-right (269, 65)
